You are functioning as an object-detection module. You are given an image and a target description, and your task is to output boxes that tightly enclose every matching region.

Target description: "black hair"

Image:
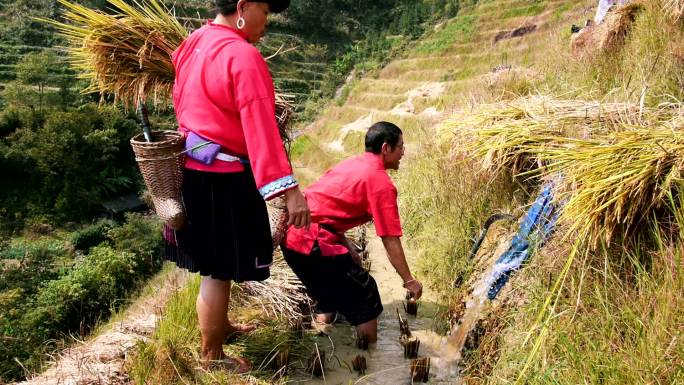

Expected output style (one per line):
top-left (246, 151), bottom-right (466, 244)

top-left (365, 121), bottom-right (403, 154)
top-left (215, 0), bottom-right (288, 16)
top-left (215, 0), bottom-right (239, 15)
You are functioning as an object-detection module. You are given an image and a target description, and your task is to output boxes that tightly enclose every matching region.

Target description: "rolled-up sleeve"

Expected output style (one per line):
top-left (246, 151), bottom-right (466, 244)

top-left (232, 45), bottom-right (297, 200)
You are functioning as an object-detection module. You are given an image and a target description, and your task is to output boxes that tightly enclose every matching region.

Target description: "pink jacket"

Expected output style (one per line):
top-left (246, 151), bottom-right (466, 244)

top-left (172, 21), bottom-right (296, 200)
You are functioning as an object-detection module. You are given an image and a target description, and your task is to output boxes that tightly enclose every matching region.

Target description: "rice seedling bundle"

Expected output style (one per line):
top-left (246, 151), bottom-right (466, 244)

top-left (451, 96), bottom-right (684, 248)
top-left (41, 0), bottom-right (294, 137)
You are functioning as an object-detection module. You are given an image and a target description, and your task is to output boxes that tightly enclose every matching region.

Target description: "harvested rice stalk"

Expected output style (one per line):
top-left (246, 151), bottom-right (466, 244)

top-left (457, 96), bottom-right (684, 249)
top-left (233, 257), bottom-right (312, 324)
top-left (410, 357), bottom-right (430, 382)
top-left (447, 96), bottom-right (640, 176)
top-left (401, 335), bottom-right (420, 359)
top-left (352, 355), bottom-right (367, 375)
top-left (41, 0), bottom-right (185, 104)
top-left (537, 128), bottom-right (684, 248)
top-left (40, 0), bottom-right (294, 141)
top-left (397, 308), bottom-right (411, 337)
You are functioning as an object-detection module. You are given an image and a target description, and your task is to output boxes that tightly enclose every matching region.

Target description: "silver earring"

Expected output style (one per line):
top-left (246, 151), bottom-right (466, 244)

top-left (237, 17), bottom-right (246, 29)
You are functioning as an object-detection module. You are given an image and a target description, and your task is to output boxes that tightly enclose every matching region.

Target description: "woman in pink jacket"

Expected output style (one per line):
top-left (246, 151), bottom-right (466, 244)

top-left (166, 0), bottom-right (310, 371)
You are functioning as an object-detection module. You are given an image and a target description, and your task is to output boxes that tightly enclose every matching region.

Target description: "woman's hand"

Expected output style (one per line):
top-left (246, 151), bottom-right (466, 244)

top-left (284, 187), bottom-right (311, 229)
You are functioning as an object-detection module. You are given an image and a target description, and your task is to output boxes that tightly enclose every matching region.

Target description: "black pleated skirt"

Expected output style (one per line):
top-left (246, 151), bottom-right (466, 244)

top-left (165, 168), bottom-right (272, 282)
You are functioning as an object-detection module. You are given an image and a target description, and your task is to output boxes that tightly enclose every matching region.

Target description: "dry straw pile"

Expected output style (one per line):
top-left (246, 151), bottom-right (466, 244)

top-left (663, 0), bottom-right (684, 21)
top-left (571, 2), bottom-right (644, 59)
top-left (235, 256), bottom-right (311, 323)
top-left (446, 96), bottom-right (684, 249)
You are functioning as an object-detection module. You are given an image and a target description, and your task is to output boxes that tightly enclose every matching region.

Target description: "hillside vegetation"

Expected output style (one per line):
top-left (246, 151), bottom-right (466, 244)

top-left (0, 0), bottom-right (459, 382)
top-left (294, 0), bottom-right (684, 383)
top-left (2, 0), bottom-right (684, 384)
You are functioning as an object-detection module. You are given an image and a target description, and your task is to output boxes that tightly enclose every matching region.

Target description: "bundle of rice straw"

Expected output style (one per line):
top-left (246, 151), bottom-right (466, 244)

top-left (447, 96), bottom-right (684, 249)
top-left (534, 127), bottom-right (684, 248)
top-left (234, 256), bottom-right (311, 324)
top-left (41, 0), bottom-right (294, 140)
top-left (448, 96), bottom-right (640, 176)
top-left (571, 2), bottom-right (644, 59)
top-left (663, 0), bottom-right (684, 21)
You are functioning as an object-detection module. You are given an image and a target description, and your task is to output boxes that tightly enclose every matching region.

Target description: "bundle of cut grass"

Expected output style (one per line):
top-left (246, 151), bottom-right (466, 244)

top-left (449, 96), bottom-right (684, 249)
top-left (41, 0), bottom-right (294, 139)
top-left (571, 2), bottom-right (644, 59)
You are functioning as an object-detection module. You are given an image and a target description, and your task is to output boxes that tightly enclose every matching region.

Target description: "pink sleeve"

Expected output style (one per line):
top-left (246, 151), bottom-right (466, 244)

top-left (368, 184), bottom-right (403, 237)
top-left (232, 45), bottom-right (297, 200)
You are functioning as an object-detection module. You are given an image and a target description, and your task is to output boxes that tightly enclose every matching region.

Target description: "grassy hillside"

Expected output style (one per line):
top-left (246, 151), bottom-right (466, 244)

top-left (4, 0), bottom-right (683, 383)
top-left (294, 0), bottom-right (684, 384)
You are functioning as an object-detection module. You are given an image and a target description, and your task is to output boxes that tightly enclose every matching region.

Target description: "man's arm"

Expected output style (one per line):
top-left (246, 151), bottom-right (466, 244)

top-left (381, 236), bottom-right (423, 300)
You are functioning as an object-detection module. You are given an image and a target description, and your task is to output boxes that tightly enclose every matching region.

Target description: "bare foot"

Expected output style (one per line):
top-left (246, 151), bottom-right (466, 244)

top-left (204, 356), bottom-right (252, 374)
top-left (224, 322), bottom-right (257, 343)
top-left (314, 312), bottom-right (336, 325)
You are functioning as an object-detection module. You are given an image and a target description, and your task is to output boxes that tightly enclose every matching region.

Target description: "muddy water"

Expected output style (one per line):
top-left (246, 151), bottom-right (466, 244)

top-left (290, 233), bottom-right (461, 385)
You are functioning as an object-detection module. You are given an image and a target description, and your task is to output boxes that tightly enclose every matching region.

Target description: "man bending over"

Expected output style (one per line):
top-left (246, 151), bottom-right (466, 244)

top-left (281, 121), bottom-right (423, 343)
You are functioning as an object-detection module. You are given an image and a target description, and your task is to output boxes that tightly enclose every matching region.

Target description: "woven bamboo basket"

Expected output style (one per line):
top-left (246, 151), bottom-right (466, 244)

top-left (268, 195), bottom-right (289, 248)
top-left (130, 131), bottom-right (186, 229)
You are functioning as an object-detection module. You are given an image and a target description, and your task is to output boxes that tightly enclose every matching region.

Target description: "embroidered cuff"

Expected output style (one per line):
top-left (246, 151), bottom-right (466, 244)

top-left (260, 175), bottom-right (298, 200)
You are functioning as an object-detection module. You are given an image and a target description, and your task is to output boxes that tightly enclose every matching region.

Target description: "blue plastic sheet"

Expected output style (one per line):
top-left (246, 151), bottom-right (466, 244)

top-left (487, 183), bottom-right (559, 300)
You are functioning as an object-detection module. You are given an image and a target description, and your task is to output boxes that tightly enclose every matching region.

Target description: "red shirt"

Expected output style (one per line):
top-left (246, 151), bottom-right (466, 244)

top-left (172, 21), bottom-right (296, 200)
top-left (283, 152), bottom-right (403, 256)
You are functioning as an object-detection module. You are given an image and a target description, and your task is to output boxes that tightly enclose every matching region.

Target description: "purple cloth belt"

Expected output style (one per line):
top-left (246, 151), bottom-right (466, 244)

top-left (185, 131), bottom-right (221, 165)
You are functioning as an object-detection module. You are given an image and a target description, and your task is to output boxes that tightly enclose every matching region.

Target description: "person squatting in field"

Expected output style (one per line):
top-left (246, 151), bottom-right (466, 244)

top-left (282, 121), bottom-right (423, 343)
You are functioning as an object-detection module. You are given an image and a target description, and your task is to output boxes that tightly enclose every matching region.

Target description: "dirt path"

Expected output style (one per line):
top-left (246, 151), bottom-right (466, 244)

top-left (290, 231), bottom-right (458, 385)
top-left (13, 268), bottom-right (188, 385)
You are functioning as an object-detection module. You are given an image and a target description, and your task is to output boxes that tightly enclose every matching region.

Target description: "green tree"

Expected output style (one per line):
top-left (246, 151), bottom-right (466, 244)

top-left (15, 51), bottom-right (61, 111)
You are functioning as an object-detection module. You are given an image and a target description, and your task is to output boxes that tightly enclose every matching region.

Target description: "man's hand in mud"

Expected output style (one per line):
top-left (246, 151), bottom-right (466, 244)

top-left (404, 279), bottom-right (423, 300)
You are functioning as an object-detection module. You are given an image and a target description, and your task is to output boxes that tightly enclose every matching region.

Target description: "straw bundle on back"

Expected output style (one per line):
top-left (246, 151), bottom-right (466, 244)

top-left (42, 0), bottom-right (296, 233)
top-left (447, 96), bottom-right (684, 249)
top-left (571, 2), bottom-right (644, 59)
top-left (41, 0), bottom-right (294, 139)
top-left (41, 0), bottom-right (185, 105)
